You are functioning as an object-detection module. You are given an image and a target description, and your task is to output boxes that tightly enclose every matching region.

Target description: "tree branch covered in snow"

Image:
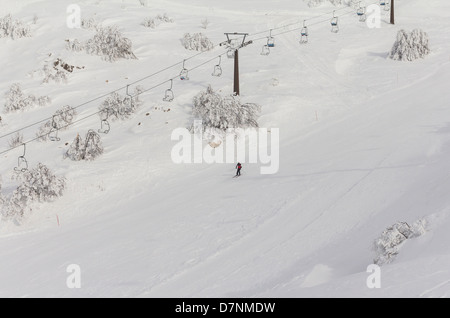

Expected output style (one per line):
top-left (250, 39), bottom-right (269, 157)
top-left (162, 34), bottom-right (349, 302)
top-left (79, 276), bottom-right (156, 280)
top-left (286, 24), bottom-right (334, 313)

top-left (4, 83), bottom-right (51, 113)
top-left (0, 14), bottom-right (32, 39)
top-left (389, 29), bottom-right (431, 62)
top-left (193, 85), bottom-right (261, 131)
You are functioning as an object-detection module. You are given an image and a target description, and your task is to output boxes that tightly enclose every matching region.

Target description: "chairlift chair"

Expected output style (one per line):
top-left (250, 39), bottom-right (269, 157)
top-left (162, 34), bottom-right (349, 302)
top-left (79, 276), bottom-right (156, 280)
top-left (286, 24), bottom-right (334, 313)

top-left (126, 84), bottom-right (134, 111)
top-left (357, 6), bottom-right (366, 21)
top-left (227, 49), bottom-right (235, 59)
top-left (163, 79), bottom-right (174, 102)
top-left (212, 56), bottom-right (222, 77)
top-left (99, 119), bottom-right (110, 134)
top-left (98, 109), bottom-right (111, 134)
top-left (300, 20), bottom-right (308, 44)
top-left (330, 11), bottom-right (339, 33)
top-left (14, 143), bottom-right (28, 173)
top-left (267, 29), bottom-right (275, 48)
top-left (180, 60), bottom-right (189, 80)
top-left (260, 44), bottom-right (270, 56)
top-left (48, 115), bottom-right (60, 141)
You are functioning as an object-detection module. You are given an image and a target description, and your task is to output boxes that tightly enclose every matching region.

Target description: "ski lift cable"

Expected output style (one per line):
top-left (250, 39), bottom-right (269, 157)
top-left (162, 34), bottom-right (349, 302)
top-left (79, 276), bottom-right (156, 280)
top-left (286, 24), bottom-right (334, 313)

top-left (0, 1), bottom-right (380, 157)
top-left (0, 42), bottom-right (229, 143)
top-left (0, 49), bottom-right (231, 158)
top-left (249, 9), bottom-right (358, 43)
top-left (248, 0), bottom-right (380, 39)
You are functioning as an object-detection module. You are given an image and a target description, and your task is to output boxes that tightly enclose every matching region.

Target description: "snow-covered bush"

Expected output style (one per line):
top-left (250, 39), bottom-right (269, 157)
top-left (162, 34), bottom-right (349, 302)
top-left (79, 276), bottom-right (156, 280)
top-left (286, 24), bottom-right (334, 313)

top-left (41, 58), bottom-right (84, 84)
top-left (201, 18), bottom-right (210, 29)
top-left (81, 16), bottom-right (99, 30)
top-left (4, 83), bottom-right (51, 113)
top-left (66, 38), bottom-right (84, 52)
top-left (182, 33), bottom-right (214, 51)
top-left (373, 220), bottom-right (427, 265)
top-left (37, 105), bottom-right (77, 141)
top-left (193, 85), bottom-right (261, 131)
top-left (389, 29), bottom-right (430, 62)
top-left (304, 0), bottom-right (344, 7)
top-left (42, 64), bottom-right (68, 84)
top-left (0, 14), bottom-right (32, 39)
top-left (8, 132), bottom-right (24, 149)
top-left (4, 163), bottom-right (66, 219)
top-left (65, 130), bottom-right (103, 161)
top-left (98, 86), bottom-right (143, 121)
top-left (67, 25), bottom-right (137, 62)
top-left (142, 13), bottom-right (173, 28)
top-left (138, 0), bottom-right (148, 6)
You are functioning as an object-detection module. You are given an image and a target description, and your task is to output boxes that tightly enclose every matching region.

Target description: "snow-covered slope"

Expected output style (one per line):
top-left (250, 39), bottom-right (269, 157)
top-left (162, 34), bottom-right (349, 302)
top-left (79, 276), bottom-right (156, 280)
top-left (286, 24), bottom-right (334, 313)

top-left (1, 0), bottom-right (450, 297)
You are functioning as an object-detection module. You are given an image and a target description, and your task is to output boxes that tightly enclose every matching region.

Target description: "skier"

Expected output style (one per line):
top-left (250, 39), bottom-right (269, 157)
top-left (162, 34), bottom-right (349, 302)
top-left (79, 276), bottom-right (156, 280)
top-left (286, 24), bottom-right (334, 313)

top-left (235, 162), bottom-right (242, 177)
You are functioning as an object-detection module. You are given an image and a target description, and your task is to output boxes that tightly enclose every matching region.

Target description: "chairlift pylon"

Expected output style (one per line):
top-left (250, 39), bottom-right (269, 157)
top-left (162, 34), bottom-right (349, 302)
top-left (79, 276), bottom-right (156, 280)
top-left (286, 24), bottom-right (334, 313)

top-left (163, 79), bottom-right (174, 102)
top-left (212, 56), bottom-right (222, 77)
top-left (14, 143), bottom-right (28, 173)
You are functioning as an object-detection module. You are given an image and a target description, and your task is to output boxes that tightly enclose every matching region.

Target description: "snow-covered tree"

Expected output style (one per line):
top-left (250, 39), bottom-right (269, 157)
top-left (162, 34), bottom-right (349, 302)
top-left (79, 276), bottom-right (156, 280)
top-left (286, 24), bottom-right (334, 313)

top-left (65, 133), bottom-right (84, 161)
top-left (389, 29), bottom-right (430, 62)
top-left (4, 83), bottom-right (51, 113)
top-left (37, 105), bottom-right (77, 141)
top-left (8, 132), bottom-right (24, 149)
top-left (5, 163), bottom-right (66, 219)
top-left (81, 16), bottom-right (99, 30)
top-left (65, 130), bottom-right (103, 161)
top-left (41, 58), bottom-right (83, 84)
top-left (42, 64), bottom-right (68, 84)
top-left (98, 87), bottom-right (143, 121)
top-left (0, 14), bottom-right (32, 39)
top-left (201, 18), bottom-right (210, 29)
top-left (142, 13), bottom-right (173, 28)
top-left (71, 25), bottom-right (137, 62)
top-left (182, 33), bottom-right (214, 51)
top-left (373, 220), bottom-right (427, 265)
top-left (83, 130), bottom-right (103, 161)
top-left (304, 0), bottom-right (345, 7)
top-left (193, 85), bottom-right (261, 131)
top-left (66, 38), bottom-right (84, 52)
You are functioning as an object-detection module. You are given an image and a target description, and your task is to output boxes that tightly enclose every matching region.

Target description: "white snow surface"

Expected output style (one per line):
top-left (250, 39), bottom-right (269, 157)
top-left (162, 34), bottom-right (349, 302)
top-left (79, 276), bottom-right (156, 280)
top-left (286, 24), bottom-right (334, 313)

top-left (0, 0), bottom-right (450, 297)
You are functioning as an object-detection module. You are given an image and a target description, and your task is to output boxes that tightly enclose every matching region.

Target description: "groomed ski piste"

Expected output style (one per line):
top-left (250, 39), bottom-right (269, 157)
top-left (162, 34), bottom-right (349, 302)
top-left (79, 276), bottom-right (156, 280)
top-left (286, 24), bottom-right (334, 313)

top-left (0, 0), bottom-right (450, 297)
